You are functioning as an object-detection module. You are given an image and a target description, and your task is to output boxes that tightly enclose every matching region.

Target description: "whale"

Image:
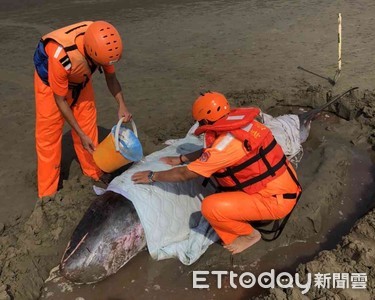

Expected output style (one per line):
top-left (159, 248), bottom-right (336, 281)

top-left (60, 87), bottom-right (358, 284)
top-left (59, 191), bottom-right (146, 284)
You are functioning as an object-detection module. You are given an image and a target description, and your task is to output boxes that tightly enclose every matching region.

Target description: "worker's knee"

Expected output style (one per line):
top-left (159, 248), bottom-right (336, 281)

top-left (201, 194), bottom-right (229, 221)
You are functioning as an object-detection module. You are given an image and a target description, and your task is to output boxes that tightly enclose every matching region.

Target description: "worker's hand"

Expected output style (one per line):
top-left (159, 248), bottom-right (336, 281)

top-left (160, 156), bottom-right (180, 166)
top-left (131, 170), bottom-right (152, 184)
top-left (118, 105), bottom-right (132, 123)
top-left (80, 134), bottom-right (96, 154)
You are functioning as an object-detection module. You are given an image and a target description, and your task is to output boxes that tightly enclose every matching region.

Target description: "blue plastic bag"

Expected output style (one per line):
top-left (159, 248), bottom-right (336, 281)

top-left (111, 124), bottom-right (143, 162)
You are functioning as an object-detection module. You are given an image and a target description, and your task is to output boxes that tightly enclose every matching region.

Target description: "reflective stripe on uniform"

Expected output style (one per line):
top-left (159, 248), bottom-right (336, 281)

top-left (59, 55), bottom-right (72, 70)
top-left (215, 133), bottom-right (234, 151)
top-left (54, 45), bottom-right (63, 58)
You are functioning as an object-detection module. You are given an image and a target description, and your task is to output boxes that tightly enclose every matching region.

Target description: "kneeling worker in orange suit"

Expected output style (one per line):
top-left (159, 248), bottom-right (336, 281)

top-left (131, 91), bottom-right (301, 254)
top-left (34, 21), bottom-right (132, 198)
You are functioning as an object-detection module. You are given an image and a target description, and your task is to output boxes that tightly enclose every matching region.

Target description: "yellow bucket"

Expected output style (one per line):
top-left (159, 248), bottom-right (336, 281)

top-left (93, 118), bottom-right (138, 173)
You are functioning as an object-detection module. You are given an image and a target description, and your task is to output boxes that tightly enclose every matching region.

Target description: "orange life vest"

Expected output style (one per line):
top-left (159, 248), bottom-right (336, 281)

top-left (195, 108), bottom-right (288, 194)
top-left (41, 21), bottom-right (95, 86)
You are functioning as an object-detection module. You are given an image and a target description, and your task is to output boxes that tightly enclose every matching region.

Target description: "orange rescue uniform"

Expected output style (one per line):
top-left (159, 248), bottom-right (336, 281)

top-left (35, 26), bottom-right (115, 198)
top-left (188, 131), bottom-right (300, 245)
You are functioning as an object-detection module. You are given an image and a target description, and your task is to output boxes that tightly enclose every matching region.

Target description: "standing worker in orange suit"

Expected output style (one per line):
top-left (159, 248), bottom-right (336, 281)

top-left (33, 20), bottom-right (132, 198)
top-left (132, 91), bottom-right (301, 254)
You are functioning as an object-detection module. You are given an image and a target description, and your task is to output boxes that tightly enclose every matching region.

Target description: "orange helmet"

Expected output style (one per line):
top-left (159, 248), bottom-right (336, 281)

top-left (192, 91), bottom-right (230, 122)
top-left (84, 21), bottom-right (123, 66)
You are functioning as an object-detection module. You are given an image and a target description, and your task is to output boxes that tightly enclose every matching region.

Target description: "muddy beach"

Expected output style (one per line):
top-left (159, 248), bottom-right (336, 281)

top-left (0, 0), bottom-right (375, 299)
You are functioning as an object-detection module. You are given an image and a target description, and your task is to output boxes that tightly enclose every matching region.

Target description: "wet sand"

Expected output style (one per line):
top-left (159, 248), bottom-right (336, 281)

top-left (0, 0), bottom-right (375, 299)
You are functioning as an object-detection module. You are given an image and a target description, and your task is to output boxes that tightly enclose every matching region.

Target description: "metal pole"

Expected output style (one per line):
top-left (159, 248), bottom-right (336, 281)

top-left (333, 13), bottom-right (342, 83)
top-left (338, 13), bottom-right (342, 72)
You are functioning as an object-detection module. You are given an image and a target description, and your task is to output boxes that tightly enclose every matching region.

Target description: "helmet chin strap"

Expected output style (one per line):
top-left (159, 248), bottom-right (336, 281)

top-left (84, 48), bottom-right (96, 65)
top-left (84, 48), bottom-right (103, 73)
top-left (199, 119), bottom-right (215, 126)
